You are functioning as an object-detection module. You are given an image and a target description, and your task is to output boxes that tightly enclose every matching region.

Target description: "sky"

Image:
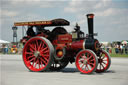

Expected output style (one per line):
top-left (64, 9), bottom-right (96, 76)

top-left (0, 0), bottom-right (128, 42)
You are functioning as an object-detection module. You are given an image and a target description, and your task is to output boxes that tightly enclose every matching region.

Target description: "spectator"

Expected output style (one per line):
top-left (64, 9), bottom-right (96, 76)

top-left (101, 44), bottom-right (105, 50)
top-left (124, 45), bottom-right (128, 54)
top-left (115, 45), bottom-right (119, 54)
top-left (109, 46), bottom-right (112, 54)
top-left (118, 45), bottom-right (121, 54)
top-left (106, 46), bottom-right (109, 53)
top-left (120, 44), bottom-right (124, 54)
top-left (4, 45), bottom-right (8, 54)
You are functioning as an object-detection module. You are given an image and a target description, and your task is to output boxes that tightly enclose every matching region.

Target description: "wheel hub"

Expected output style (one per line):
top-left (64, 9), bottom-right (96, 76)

top-left (34, 51), bottom-right (40, 57)
top-left (98, 59), bottom-right (103, 63)
top-left (83, 60), bottom-right (88, 65)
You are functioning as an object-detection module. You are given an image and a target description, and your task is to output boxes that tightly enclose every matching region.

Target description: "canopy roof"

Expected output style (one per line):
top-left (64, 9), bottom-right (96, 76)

top-left (14, 18), bottom-right (70, 27)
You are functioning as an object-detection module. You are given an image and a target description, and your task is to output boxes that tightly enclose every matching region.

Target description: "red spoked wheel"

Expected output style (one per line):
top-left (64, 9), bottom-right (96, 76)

top-left (75, 50), bottom-right (98, 74)
top-left (23, 37), bottom-right (54, 72)
top-left (95, 50), bottom-right (111, 73)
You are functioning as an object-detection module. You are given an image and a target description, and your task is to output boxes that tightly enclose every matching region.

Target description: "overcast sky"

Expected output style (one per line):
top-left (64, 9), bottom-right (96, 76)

top-left (0, 0), bottom-right (128, 42)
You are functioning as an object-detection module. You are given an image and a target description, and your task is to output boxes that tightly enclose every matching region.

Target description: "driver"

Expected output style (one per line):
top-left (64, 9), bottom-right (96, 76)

top-left (27, 26), bottom-right (35, 36)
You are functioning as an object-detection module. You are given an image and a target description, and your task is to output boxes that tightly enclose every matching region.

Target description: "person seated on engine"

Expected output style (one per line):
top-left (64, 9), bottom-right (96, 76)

top-left (27, 26), bottom-right (35, 37)
top-left (74, 23), bottom-right (84, 38)
top-left (36, 25), bottom-right (51, 35)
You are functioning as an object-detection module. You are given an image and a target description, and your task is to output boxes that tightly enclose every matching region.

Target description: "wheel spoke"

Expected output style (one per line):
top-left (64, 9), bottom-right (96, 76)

top-left (40, 59), bottom-right (43, 68)
top-left (32, 58), bottom-right (36, 67)
top-left (88, 62), bottom-right (94, 68)
top-left (29, 57), bottom-right (36, 62)
top-left (79, 59), bottom-right (84, 64)
top-left (43, 54), bottom-right (50, 58)
top-left (87, 53), bottom-right (90, 58)
top-left (38, 41), bottom-right (42, 51)
top-left (89, 64), bottom-right (93, 68)
top-left (101, 63), bottom-right (104, 69)
top-left (79, 62), bottom-right (83, 65)
top-left (27, 55), bottom-right (34, 59)
top-left (34, 43), bottom-right (37, 51)
top-left (86, 64), bottom-right (89, 71)
top-left (25, 52), bottom-right (33, 55)
top-left (103, 59), bottom-right (107, 61)
top-left (40, 47), bottom-right (48, 52)
top-left (102, 61), bottom-right (107, 65)
top-left (36, 40), bottom-right (39, 50)
top-left (40, 57), bottom-right (47, 65)
top-left (30, 48), bottom-right (34, 52)
top-left (43, 50), bottom-right (49, 53)
top-left (82, 56), bottom-right (86, 60)
top-left (81, 64), bottom-right (85, 68)
top-left (43, 56), bottom-right (48, 62)
top-left (38, 62), bottom-right (40, 68)
top-left (40, 54), bottom-right (49, 61)
top-left (29, 44), bottom-right (36, 51)
top-left (34, 59), bottom-right (38, 68)
top-left (88, 56), bottom-right (92, 60)
top-left (100, 63), bottom-right (102, 70)
top-left (40, 43), bottom-right (44, 50)
top-left (90, 59), bottom-right (94, 62)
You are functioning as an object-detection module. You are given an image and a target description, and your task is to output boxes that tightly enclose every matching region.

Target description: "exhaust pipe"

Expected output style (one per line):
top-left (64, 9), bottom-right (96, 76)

top-left (86, 14), bottom-right (94, 39)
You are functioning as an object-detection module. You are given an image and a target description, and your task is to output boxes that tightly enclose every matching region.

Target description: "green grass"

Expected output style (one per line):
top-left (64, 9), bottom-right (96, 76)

top-left (110, 53), bottom-right (128, 57)
top-left (107, 48), bottom-right (128, 57)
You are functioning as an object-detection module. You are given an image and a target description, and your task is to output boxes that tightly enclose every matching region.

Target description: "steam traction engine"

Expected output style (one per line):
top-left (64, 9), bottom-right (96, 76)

top-left (13, 14), bottom-right (111, 74)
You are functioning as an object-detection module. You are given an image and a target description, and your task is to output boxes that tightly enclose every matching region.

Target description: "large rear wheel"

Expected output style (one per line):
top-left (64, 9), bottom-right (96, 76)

top-left (75, 50), bottom-right (98, 74)
top-left (23, 37), bottom-right (54, 72)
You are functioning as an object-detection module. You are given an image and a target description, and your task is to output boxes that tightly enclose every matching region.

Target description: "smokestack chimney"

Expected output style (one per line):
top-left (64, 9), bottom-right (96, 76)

top-left (86, 14), bottom-right (94, 39)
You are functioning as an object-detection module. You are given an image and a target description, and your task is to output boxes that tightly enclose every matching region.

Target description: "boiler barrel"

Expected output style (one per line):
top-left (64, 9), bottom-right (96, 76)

top-left (69, 39), bottom-right (99, 51)
top-left (70, 40), bottom-right (84, 50)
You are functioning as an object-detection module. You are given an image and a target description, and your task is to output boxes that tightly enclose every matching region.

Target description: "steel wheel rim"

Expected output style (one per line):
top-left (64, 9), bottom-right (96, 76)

top-left (23, 37), bottom-right (50, 72)
top-left (76, 50), bottom-right (97, 74)
top-left (96, 50), bottom-right (111, 72)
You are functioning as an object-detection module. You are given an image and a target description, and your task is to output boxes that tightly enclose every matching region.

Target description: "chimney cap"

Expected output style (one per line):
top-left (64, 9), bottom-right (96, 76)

top-left (86, 14), bottom-right (94, 18)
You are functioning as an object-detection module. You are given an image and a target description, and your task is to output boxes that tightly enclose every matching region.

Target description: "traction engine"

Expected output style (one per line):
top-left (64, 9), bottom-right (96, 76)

top-left (13, 14), bottom-right (111, 74)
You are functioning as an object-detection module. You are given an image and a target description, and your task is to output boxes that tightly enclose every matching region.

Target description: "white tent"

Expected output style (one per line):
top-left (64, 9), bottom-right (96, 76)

top-left (101, 42), bottom-right (109, 46)
top-left (0, 40), bottom-right (10, 44)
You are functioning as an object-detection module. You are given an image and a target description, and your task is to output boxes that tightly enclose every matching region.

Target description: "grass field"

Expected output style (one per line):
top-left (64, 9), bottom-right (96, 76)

top-left (110, 53), bottom-right (128, 57)
top-left (108, 48), bottom-right (128, 57)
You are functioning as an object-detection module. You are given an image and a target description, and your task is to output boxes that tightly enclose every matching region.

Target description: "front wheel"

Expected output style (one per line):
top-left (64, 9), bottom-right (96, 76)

top-left (95, 50), bottom-right (111, 73)
top-left (75, 49), bottom-right (98, 74)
